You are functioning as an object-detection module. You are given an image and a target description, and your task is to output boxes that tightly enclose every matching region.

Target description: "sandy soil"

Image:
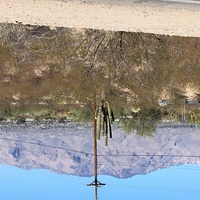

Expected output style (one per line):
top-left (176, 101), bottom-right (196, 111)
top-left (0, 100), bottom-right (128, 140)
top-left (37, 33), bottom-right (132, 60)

top-left (0, 0), bottom-right (200, 37)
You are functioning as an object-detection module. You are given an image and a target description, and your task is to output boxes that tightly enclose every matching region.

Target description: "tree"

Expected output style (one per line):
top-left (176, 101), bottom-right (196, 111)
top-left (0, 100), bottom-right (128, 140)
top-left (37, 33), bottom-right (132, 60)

top-left (120, 108), bottom-right (162, 136)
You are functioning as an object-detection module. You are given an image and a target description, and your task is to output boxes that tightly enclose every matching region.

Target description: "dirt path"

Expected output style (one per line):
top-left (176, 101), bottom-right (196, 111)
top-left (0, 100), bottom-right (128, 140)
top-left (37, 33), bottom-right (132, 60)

top-left (0, 0), bottom-right (200, 37)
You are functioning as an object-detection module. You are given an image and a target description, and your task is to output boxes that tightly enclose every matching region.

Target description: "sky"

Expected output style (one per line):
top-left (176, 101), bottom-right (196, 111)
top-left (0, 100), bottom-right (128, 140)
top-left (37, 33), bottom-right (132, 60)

top-left (1, 164), bottom-right (200, 200)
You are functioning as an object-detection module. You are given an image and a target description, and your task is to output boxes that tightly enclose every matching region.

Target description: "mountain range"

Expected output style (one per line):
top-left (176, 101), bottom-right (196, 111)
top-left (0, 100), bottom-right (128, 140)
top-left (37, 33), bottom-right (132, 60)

top-left (1, 121), bottom-right (200, 178)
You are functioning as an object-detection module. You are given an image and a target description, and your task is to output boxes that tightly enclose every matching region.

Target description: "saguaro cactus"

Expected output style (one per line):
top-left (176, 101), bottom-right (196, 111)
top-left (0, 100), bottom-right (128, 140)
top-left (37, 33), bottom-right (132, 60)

top-left (95, 100), bottom-right (114, 146)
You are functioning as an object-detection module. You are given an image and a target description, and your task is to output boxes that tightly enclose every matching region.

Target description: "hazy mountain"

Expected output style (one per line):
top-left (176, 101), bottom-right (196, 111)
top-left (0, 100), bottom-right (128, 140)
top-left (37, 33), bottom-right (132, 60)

top-left (1, 121), bottom-right (200, 178)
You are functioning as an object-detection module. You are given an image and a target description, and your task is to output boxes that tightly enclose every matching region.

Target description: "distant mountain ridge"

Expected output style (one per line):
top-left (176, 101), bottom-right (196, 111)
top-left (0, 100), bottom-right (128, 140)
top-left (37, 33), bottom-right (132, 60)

top-left (1, 121), bottom-right (200, 178)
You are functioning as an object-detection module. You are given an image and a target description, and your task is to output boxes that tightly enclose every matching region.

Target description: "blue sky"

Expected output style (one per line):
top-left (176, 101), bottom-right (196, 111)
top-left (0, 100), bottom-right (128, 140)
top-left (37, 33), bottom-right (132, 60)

top-left (1, 164), bottom-right (200, 200)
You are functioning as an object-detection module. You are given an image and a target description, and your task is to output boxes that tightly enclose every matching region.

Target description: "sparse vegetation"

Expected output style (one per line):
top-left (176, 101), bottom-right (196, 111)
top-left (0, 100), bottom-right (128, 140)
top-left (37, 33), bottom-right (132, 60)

top-left (0, 23), bottom-right (200, 135)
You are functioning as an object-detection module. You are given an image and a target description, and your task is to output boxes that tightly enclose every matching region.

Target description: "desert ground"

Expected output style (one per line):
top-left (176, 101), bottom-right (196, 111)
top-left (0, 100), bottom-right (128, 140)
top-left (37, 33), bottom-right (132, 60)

top-left (0, 0), bottom-right (200, 37)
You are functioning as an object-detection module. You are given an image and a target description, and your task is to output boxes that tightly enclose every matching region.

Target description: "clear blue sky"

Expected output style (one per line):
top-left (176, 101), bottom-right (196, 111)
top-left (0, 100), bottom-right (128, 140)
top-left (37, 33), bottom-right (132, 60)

top-left (1, 164), bottom-right (200, 200)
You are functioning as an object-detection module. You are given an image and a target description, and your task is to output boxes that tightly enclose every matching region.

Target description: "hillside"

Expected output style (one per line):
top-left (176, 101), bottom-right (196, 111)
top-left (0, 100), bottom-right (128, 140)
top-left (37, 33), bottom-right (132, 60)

top-left (0, 23), bottom-right (200, 106)
top-left (1, 121), bottom-right (200, 178)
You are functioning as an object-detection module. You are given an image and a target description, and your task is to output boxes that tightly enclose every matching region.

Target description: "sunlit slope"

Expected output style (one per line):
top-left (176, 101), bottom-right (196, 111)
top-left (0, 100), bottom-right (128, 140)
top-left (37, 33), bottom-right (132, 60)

top-left (1, 122), bottom-right (200, 178)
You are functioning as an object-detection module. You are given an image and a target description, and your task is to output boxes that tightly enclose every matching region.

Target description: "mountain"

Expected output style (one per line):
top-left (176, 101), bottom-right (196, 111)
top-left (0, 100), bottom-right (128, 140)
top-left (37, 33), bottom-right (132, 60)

top-left (1, 121), bottom-right (200, 178)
